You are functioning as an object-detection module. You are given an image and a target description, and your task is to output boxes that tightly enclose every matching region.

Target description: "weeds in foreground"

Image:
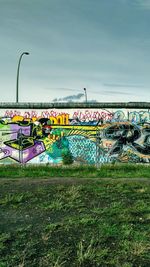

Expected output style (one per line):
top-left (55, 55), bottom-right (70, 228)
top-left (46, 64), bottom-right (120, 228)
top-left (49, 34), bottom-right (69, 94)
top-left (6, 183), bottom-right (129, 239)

top-left (0, 163), bottom-right (150, 178)
top-left (0, 193), bottom-right (24, 206)
top-left (0, 179), bottom-right (150, 266)
top-left (77, 238), bottom-right (96, 266)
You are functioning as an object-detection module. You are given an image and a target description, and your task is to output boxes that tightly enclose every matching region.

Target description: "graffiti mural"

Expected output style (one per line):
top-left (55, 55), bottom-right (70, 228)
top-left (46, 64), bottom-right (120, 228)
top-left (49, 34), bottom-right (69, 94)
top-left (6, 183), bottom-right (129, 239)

top-left (0, 108), bottom-right (150, 164)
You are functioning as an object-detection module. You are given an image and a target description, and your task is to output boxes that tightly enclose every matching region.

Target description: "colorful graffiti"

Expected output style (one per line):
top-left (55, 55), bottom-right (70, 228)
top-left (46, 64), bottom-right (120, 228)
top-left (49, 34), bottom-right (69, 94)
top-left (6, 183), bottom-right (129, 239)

top-left (0, 108), bottom-right (150, 164)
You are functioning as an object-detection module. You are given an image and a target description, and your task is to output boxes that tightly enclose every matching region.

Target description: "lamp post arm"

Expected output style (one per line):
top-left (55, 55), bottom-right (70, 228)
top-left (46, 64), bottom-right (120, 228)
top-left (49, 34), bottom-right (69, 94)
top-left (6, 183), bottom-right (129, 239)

top-left (16, 52), bottom-right (29, 103)
top-left (16, 53), bottom-right (24, 103)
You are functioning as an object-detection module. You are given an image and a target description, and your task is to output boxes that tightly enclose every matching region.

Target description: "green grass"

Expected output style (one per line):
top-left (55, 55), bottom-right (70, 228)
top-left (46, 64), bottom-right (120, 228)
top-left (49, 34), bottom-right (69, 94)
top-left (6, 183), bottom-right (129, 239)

top-left (0, 163), bottom-right (150, 178)
top-left (0, 178), bottom-right (150, 266)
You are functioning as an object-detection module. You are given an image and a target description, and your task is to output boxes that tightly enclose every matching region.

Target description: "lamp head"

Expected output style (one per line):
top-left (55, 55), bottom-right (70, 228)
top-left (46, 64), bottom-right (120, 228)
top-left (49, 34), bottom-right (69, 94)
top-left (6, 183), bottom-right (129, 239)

top-left (24, 52), bottom-right (29, 55)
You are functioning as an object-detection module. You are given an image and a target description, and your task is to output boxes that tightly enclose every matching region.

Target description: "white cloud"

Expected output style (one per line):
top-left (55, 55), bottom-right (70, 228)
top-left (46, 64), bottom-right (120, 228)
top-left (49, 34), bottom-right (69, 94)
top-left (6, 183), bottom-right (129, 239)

top-left (136, 0), bottom-right (150, 9)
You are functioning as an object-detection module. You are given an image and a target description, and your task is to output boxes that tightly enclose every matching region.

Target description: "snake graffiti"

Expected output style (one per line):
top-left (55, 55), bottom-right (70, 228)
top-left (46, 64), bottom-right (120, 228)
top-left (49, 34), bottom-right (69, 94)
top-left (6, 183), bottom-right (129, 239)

top-left (0, 108), bottom-right (150, 164)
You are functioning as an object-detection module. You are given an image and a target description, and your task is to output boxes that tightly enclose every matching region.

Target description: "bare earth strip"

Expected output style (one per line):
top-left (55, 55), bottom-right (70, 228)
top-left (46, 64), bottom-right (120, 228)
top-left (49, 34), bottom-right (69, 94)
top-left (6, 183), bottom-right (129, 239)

top-left (0, 177), bottom-right (150, 184)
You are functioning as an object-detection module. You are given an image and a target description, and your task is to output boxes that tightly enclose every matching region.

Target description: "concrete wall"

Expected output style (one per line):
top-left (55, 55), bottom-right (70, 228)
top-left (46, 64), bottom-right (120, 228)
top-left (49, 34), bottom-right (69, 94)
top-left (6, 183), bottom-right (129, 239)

top-left (0, 102), bottom-right (150, 164)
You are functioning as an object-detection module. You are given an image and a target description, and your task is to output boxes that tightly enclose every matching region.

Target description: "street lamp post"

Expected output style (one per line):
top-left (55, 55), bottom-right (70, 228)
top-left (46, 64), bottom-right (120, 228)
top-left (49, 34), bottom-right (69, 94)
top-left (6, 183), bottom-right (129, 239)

top-left (16, 52), bottom-right (29, 103)
top-left (83, 88), bottom-right (87, 103)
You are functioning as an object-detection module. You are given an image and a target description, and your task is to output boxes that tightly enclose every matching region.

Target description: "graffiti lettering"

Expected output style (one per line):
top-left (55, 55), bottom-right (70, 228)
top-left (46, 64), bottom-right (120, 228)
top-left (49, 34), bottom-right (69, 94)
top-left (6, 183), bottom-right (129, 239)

top-left (73, 110), bottom-right (113, 122)
top-left (49, 114), bottom-right (69, 125)
top-left (113, 110), bottom-right (150, 123)
top-left (113, 110), bottom-right (125, 121)
top-left (5, 110), bottom-right (21, 118)
top-left (129, 111), bottom-right (150, 123)
top-left (3, 110), bottom-right (69, 125)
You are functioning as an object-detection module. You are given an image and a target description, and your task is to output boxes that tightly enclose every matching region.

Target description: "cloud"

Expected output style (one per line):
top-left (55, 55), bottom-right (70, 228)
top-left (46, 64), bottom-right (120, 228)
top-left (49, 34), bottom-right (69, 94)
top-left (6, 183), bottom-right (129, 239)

top-left (121, 0), bottom-right (150, 10)
top-left (135, 0), bottom-right (150, 9)
top-left (100, 90), bottom-right (134, 96)
top-left (53, 93), bottom-right (84, 102)
top-left (52, 93), bottom-right (98, 103)
top-left (46, 87), bottom-right (83, 93)
top-left (103, 83), bottom-right (143, 88)
top-left (102, 83), bottom-right (143, 96)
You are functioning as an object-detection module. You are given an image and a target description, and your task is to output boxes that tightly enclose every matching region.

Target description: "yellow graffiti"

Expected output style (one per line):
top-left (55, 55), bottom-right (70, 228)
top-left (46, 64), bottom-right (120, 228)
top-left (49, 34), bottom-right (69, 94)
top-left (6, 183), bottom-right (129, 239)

top-left (11, 114), bottom-right (69, 125)
top-left (49, 114), bottom-right (69, 125)
top-left (12, 115), bottom-right (24, 122)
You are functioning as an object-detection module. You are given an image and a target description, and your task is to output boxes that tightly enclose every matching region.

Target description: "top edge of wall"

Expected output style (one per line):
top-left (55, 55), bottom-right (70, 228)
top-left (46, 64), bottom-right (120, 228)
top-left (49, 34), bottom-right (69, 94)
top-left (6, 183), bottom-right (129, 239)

top-left (0, 102), bottom-right (150, 109)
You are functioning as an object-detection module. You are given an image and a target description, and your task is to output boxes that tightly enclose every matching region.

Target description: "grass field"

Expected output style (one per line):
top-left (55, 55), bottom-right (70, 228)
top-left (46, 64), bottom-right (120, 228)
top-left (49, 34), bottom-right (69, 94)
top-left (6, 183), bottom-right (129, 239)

top-left (0, 176), bottom-right (150, 267)
top-left (0, 163), bottom-right (150, 178)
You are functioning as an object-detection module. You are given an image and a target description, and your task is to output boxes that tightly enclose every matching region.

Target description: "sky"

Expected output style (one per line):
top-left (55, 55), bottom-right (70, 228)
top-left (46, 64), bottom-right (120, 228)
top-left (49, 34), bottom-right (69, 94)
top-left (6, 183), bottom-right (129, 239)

top-left (1, 0), bottom-right (150, 103)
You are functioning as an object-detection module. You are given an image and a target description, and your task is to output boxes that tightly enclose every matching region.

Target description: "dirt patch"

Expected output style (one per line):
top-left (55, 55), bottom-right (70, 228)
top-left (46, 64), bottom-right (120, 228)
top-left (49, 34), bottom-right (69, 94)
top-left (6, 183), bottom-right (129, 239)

top-left (0, 177), bottom-right (150, 184)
